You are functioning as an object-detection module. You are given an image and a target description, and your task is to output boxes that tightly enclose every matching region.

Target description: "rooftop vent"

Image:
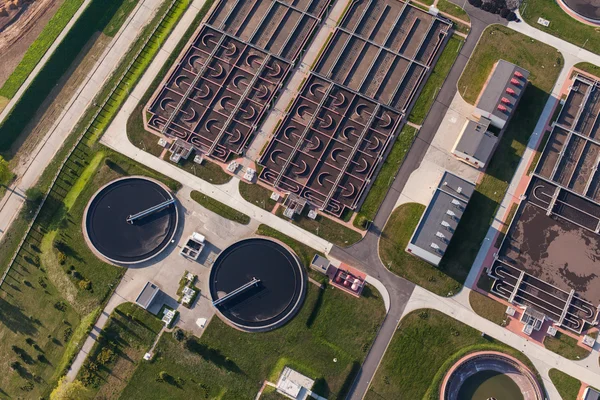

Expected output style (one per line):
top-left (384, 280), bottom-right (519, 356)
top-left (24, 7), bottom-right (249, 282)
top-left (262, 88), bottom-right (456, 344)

top-left (446, 210), bottom-right (456, 217)
top-left (497, 104), bottom-right (508, 113)
top-left (441, 220), bottom-right (451, 228)
top-left (457, 186), bottom-right (463, 194)
top-left (514, 71), bottom-right (524, 79)
top-left (435, 231), bottom-right (446, 239)
top-left (506, 87), bottom-right (516, 95)
top-left (510, 78), bottom-right (520, 86)
top-left (501, 97), bottom-right (512, 105)
top-left (430, 243), bottom-right (441, 251)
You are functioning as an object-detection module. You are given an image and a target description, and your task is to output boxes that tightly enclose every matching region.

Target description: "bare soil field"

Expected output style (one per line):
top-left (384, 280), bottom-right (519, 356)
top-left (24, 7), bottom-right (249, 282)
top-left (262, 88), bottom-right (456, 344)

top-left (8, 32), bottom-right (109, 172)
top-left (0, 0), bottom-right (64, 86)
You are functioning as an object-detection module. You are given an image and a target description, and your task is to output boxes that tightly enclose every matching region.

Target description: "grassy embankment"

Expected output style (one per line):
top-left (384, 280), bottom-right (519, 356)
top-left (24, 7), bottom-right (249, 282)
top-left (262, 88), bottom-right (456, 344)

top-left (0, 0), bottom-right (190, 397)
top-left (366, 309), bottom-right (542, 399)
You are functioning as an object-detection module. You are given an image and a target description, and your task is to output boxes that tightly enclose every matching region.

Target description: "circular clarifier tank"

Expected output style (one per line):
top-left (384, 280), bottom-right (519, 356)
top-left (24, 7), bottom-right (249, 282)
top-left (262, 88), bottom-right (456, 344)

top-left (560, 0), bottom-right (600, 24)
top-left (84, 176), bottom-right (178, 264)
top-left (209, 238), bottom-right (306, 332)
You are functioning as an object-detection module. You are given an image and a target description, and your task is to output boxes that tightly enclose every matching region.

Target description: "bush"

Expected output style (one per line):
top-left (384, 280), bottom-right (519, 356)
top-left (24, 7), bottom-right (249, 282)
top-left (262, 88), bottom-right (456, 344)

top-left (57, 251), bottom-right (67, 265)
top-left (500, 7), bottom-right (510, 17)
top-left (481, 2), bottom-right (492, 11)
top-left (54, 301), bottom-right (67, 312)
top-left (96, 347), bottom-right (115, 366)
top-left (507, 11), bottom-right (517, 20)
top-left (78, 279), bottom-right (92, 291)
top-left (72, 270), bottom-right (82, 280)
top-left (173, 328), bottom-right (185, 342)
top-left (63, 327), bottom-right (73, 342)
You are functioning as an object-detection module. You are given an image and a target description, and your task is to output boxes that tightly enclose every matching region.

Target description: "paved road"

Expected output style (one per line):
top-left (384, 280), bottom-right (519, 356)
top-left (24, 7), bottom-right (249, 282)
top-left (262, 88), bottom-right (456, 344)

top-left (339, 8), bottom-right (507, 400)
top-left (0, 0), bottom-right (162, 240)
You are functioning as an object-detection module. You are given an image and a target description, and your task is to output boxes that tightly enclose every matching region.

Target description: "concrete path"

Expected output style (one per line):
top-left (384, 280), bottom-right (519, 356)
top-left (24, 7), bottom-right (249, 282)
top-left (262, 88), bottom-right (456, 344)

top-left (0, 0), bottom-right (163, 239)
top-left (335, 10), bottom-right (503, 399)
top-left (405, 286), bottom-right (600, 391)
top-left (0, 0), bottom-right (91, 124)
top-left (508, 12), bottom-right (600, 65)
top-left (65, 291), bottom-right (126, 381)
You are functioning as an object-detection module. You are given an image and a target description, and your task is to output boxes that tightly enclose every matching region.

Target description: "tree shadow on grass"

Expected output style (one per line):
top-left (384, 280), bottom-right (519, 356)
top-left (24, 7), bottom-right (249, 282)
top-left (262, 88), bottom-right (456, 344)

top-left (0, 296), bottom-right (38, 335)
top-left (184, 338), bottom-right (243, 374)
top-left (338, 361), bottom-right (361, 399)
top-left (305, 285), bottom-right (325, 329)
top-left (312, 378), bottom-right (330, 398)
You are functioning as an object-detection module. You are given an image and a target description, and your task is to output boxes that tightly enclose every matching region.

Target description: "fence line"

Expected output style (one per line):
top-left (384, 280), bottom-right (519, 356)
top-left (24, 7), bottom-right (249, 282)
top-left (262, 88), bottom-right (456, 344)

top-left (0, 0), bottom-right (183, 289)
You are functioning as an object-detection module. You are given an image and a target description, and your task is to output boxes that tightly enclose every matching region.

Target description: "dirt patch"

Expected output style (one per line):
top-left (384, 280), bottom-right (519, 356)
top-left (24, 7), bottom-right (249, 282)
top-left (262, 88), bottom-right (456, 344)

top-left (0, 0), bottom-right (64, 86)
top-left (8, 32), bottom-right (109, 173)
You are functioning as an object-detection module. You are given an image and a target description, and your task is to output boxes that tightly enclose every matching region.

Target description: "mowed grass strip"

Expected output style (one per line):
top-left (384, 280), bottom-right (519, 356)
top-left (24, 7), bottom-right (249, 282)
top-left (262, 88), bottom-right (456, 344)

top-left (120, 283), bottom-right (385, 399)
top-left (77, 303), bottom-right (163, 398)
top-left (256, 224), bottom-right (324, 267)
top-left (0, 0), bottom-right (144, 154)
top-left (275, 207), bottom-right (362, 247)
top-left (354, 125), bottom-right (418, 228)
top-left (0, 0), bottom-right (187, 395)
top-left (379, 203), bottom-right (461, 296)
top-left (520, 0), bottom-right (600, 56)
top-left (443, 26), bottom-right (562, 286)
top-left (239, 181), bottom-right (277, 211)
top-left (191, 190), bottom-right (250, 225)
top-left (549, 369), bottom-right (581, 400)
top-left (366, 309), bottom-right (541, 400)
top-left (0, 0), bottom-right (84, 99)
top-left (126, 0), bottom-right (237, 187)
top-left (544, 332), bottom-right (591, 360)
top-left (437, 0), bottom-right (469, 22)
top-left (468, 290), bottom-right (507, 325)
top-left (575, 62), bottom-right (600, 79)
top-left (409, 35), bottom-right (463, 124)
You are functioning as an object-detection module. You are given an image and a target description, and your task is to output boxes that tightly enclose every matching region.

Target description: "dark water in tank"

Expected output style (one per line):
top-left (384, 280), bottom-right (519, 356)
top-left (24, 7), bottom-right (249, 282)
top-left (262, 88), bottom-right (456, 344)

top-left (457, 370), bottom-right (524, 400)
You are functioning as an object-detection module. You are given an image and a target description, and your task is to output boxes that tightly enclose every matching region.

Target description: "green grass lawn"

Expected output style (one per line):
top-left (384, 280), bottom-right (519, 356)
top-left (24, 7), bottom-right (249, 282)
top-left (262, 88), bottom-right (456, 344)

top-left (354, 125), bottom-right (418, 229)
top-left (275, 207), bottom-right (362, 247)
top-left (469, 290), bottom-right (507, 325)
top-left (575, 62), bottom-right (600, 79)
top-left (458, 26), bottom-right (561, 104)
top-left (191, 190), bottom-right (251, 225)
top-left (77, 303), bottom-right (163, 398)
top-left (442, 26), bottom-right (561, 287)
top-left (548, 369), bottom-right (581, 400)
top-left (0, 0), bottom-right (84, 99)
top-left (171, 157), bottom-right (232, 184)
top-left (256, 224), bottom-right (324, 268)
top-left (544, 332), bottom-right (591, 360)
top-left (0, 0), bottom-right (144, 154)
top-left (379, 203), bottom-right (461, 296)
top-left (47, 151), bottom-right (179, 311)
top-left (520, 0), bottom-right (600, 56)
top-left (121, 282), bottom-right (385, 399)
top-left (366, 309), bottom-right (541, 400)
top-left (0, 0), bottom-right (188, 394)
top-left (239, 182), bottom-right (277, 212)
top-left (261, 386), bottom-right (288, 399)
top-left (408, 35), bottom-right (463, 124)
top-left (437, 0), bottom-right (470, 22)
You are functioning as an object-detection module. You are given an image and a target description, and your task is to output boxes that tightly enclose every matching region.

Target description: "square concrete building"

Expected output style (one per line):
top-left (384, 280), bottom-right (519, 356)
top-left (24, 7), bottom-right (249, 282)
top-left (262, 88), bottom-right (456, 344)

top-left (474, 60), bottom-right (529, 129)
top-left (406, 171), bottom-right (475, 266)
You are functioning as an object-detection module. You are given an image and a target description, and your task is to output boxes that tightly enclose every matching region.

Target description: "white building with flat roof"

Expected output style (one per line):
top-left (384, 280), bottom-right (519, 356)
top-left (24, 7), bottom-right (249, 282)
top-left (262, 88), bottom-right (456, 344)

top-left (406, 172), bottom-right (475, 266)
